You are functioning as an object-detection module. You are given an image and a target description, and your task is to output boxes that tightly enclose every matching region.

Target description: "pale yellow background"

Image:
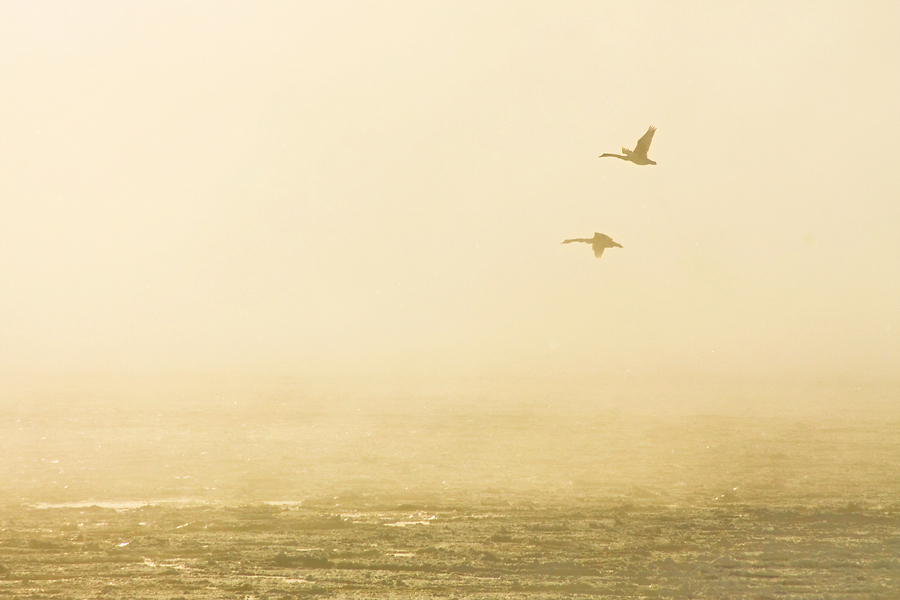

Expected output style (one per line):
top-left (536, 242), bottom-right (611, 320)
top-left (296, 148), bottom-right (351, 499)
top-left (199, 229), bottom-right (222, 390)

top-left (2, 1), bottom-right (898, 381)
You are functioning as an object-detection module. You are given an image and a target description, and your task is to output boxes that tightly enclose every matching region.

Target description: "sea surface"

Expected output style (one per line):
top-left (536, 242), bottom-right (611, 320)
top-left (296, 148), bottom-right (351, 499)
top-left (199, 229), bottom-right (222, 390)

top-left (1, 374), bottom-right (898, 597)
top-left (2, 374), bottom-right (898, 507)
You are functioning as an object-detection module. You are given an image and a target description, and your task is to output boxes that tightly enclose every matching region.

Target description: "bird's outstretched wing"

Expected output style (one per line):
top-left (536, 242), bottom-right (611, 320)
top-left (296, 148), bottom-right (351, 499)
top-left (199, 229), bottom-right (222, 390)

top-left (593, 246), bottom-right (606, 258)
top-left (562, 238), bottom-right (592, 244)
top-left (633, 126), bottom-right (656, 159)
top-left (594, 234), bottom-right (623, 248)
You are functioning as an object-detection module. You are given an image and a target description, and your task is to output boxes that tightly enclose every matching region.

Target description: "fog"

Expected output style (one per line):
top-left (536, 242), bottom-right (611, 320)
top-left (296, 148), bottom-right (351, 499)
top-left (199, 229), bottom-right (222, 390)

top-left (2, 0), bottom-right (900, 492)
top-left (3, 9), bottom-right (900, 596)
top-left (2, 0), bottom-right (898, 382)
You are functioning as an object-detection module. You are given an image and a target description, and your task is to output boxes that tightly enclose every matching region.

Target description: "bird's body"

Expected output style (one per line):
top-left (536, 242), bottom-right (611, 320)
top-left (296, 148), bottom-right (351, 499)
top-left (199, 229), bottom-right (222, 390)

top-left (600, 126), bottom-right (657, 165)
top-left (562, 232), bottom-right (623, 258)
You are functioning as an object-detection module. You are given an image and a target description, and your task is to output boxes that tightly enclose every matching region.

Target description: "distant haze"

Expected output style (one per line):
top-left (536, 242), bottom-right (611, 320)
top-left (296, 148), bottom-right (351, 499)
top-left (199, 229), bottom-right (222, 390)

top-left (2, 1), bottom-right (899, 381)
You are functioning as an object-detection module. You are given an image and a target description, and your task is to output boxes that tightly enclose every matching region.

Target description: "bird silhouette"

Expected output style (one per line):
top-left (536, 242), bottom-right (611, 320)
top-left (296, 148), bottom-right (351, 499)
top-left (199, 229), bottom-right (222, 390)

top-left (599, 126), bottom-right (657, 165)
top-left (562, 232), bottom-right (623, 258)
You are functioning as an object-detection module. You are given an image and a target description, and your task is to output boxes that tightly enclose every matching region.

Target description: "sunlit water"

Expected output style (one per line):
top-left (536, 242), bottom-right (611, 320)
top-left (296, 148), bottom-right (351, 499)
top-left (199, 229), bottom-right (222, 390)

top-left (2, 375), bottom-right (898, 508)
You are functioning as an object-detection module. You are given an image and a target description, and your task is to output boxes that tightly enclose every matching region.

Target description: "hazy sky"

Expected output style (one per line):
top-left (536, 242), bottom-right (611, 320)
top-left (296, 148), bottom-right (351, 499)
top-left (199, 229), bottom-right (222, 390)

top-left (2, 1), bottom-right (899, 379)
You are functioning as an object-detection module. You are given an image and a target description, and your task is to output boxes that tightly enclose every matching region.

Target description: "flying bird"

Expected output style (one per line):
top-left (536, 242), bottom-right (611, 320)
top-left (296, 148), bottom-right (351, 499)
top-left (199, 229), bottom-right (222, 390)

top-left (562, 232), bottom-right (623, 258)
top-left (599, 126), bottom-right (657, 165)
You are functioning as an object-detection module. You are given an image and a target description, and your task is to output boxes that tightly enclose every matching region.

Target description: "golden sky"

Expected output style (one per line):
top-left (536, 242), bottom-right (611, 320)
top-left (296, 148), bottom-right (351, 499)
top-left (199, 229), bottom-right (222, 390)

top-left (2, 1), bottom-right (898, 378)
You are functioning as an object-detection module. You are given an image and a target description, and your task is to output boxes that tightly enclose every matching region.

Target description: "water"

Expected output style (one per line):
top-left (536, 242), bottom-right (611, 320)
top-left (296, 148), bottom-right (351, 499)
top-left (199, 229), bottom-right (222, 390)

top-left (2, 374), bottom-right (898, 508)
top-left (2, 374), bottom-right (899, 597)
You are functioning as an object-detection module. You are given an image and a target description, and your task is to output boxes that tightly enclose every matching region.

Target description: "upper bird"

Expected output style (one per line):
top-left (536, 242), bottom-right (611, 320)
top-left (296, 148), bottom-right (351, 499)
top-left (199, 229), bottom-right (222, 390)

top-left (599, 126), bottom-right (657, 165)
top-left (562, 232), bottom-right (623, 259)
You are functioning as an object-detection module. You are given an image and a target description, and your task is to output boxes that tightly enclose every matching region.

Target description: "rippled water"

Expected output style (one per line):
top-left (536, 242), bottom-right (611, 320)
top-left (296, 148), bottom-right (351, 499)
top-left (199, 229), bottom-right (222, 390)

top-left (1, 375), bottom-right (899, 598)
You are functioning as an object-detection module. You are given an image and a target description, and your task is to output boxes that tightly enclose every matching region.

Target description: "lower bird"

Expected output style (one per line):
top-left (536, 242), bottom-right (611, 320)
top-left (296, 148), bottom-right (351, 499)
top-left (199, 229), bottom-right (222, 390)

top-left (562, 232), bottom-right (623, 258)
